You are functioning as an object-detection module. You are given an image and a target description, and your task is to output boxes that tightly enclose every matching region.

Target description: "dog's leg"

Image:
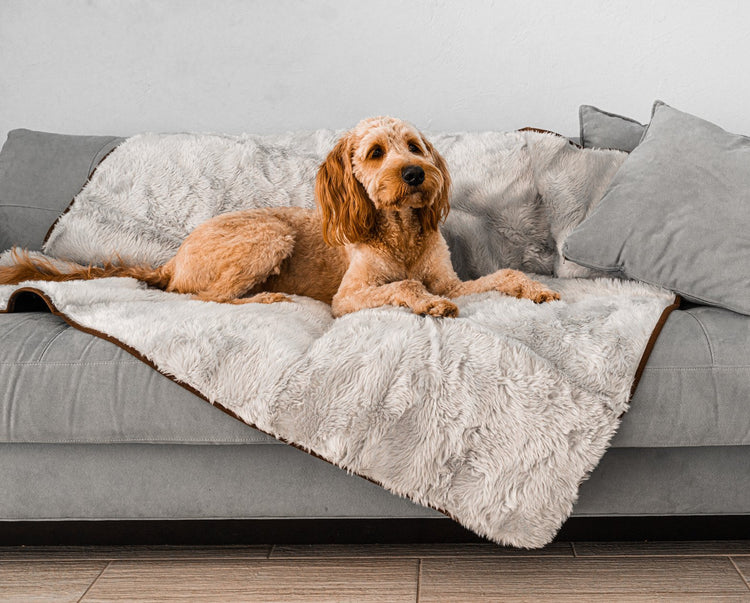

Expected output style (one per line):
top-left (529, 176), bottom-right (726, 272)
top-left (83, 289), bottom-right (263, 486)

top-left (422, 238), bottom-right (559, 303)
top-left (332, 279), bottom-right (459, 318)
top-left (444, 269), bottom-right (560, 303)
top-left (167, 213), bottom-right (297, 304)
top-left (193, 291), bottom-right (292, 305)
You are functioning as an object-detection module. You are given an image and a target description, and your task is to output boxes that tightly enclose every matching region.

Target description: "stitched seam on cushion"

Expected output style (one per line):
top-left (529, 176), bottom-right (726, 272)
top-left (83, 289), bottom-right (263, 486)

top-left (0, 205), bottom-right (61, 211)
top-left (2, 438), bottom-right (282, 445)
top-left (578, 105), bottom-right (645, 150)
top-left (0, 360), bottom-right (141, 366)
top-left (589, 105), bottom-right (645, 126)
top-left (579, 105), bottom-right (586, 147)
top-left (559, 247), bottom-right (620, 273)
top-left (37, 324), bottom-right (71, 361)
top-left (683, 310), bottom-right (716, 365)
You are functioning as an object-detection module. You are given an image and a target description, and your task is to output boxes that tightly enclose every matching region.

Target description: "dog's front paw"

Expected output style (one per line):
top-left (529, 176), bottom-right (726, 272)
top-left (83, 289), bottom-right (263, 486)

top-left (237, 292), bottom-right (293, 304)
top-left (414, 297), bottom-right (459, 318)
top-left (515, 280), bottom-right (560, 303)
top-left (528, 286), bottom-right (560, 304)
top-left (498, 270), bottom-right (560, 303)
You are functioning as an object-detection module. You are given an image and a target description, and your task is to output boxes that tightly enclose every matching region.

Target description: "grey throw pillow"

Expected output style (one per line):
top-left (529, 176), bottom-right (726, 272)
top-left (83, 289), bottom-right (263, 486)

top-left (564, 101), bottom-right (750, 315)
top-left (0, 129), bottom-right (123, 251)
top-left (579, 105), bottom-right (647, 152)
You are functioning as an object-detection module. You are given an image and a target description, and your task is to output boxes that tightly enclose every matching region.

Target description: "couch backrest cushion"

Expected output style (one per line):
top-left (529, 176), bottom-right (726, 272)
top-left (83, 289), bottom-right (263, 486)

top-left (0, 129), bottom-right (123, 251)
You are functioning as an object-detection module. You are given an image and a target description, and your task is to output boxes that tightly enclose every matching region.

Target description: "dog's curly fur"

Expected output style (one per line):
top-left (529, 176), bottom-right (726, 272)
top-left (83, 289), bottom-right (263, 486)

top-left (0, 116), bottom-right (559, 316)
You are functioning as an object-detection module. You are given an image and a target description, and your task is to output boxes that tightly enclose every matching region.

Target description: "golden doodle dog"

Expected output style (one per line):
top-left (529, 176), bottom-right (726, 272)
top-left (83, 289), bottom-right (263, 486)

top-left (0, 117), bottom-right (559, 317)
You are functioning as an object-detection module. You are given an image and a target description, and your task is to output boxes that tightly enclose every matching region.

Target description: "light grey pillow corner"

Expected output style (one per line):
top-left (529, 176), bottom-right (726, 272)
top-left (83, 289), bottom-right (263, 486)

top-left (651, 99), bottom-right (667, 114)
top-left (561, 230), bottom-right (620, 276)
top-left (579, 104), bottom-right (647, 152)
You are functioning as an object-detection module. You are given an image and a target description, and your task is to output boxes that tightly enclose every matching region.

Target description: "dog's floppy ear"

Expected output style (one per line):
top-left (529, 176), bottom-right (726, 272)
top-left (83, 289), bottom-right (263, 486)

top-left (316, 133), bottom-right (376, 246)
top-left (418, 136), bottom-right (451, 233)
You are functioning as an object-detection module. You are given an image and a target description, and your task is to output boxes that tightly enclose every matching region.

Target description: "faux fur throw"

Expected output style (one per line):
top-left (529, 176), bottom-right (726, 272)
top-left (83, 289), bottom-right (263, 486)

top-left (0, 277), bottom-right (674, 547)
top-left (43, 129), bottom-right (626, 279)
top-left (1, 129), bottom-right (676, 547)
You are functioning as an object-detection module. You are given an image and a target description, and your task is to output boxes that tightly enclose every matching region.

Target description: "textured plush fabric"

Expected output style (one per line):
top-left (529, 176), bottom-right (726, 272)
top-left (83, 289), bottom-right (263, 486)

top-left (0, 277), bottom-right (674, 547)
top-left (566, 102), bottom-right (750, 315)
top-left (43, 129), bottom-right (626, 279)
top-left (579, 105), bottom-right (646, 152)
top-left (0, 129), bottom-right (123, 251)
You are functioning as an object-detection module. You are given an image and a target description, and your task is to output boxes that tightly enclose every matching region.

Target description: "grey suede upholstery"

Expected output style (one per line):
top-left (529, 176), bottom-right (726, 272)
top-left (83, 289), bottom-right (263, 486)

top-left (0, 444), bottom-right (746, 520)
top-left (0, 312), bottom-right (274, 445)
top-left (0, 442), bottom-right (441, 520)
top-left (0, 129), bottom-right (123, 251)
top-left (574, 446), bottom-right (750, 517)
top-left (616, 304), bottom-right (750, 447)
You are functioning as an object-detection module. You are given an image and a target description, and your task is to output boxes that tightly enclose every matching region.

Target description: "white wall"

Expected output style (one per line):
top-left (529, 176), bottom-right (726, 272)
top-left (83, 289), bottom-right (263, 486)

top-left (2, 0), bottom-right (750, 144)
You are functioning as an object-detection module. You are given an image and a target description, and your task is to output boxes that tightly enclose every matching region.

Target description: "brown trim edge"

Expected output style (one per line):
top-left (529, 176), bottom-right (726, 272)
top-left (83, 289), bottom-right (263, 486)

top-left (628, 295), bottom-right (681, 403)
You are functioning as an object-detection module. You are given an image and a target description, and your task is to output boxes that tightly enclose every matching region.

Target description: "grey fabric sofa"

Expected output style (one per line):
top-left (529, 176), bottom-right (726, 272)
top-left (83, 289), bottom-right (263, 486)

top-left (0, 129), bottom-right (748, 538)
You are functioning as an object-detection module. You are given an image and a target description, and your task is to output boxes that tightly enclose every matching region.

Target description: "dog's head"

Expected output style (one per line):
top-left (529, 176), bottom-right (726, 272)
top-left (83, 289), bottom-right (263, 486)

top-left (316, 116), bottom-right (451, 246)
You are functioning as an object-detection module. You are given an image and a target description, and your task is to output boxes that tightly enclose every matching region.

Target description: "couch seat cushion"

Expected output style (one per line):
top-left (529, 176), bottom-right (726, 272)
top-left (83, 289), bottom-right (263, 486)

top-left (0, 311), bottom-right (278, 445)
top-left (615, 304), bottom-right (750, 447)
top-left (2, 304), bottom-right (748, 449)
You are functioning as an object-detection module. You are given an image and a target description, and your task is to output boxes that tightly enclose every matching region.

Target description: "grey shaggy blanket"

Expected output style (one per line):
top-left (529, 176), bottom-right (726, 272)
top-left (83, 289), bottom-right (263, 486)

top-left (0, 129), bottom-right (676, 547)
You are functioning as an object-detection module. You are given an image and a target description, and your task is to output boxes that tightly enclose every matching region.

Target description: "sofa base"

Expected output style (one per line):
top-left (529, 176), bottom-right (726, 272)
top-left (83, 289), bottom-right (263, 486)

top-left (1, 443), bottom-right (748, 523)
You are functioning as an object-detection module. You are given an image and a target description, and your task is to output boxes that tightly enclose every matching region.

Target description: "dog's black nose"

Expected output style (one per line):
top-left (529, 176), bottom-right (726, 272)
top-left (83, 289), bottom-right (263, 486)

top-left (401, 165), bottom-right (425, 187)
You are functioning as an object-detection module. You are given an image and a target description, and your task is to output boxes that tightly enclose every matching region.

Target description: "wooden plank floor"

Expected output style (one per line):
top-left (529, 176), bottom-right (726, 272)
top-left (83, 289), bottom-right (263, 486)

top-left (1, 541), bottom-right (749, 601)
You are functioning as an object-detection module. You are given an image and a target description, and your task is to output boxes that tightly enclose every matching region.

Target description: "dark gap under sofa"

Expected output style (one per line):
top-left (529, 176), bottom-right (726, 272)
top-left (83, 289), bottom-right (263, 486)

top-left (0, 126), bottom-right (748, 544)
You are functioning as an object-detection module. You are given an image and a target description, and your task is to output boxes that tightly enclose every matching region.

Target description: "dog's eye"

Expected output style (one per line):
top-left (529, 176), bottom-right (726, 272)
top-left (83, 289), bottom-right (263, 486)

top-left (408, 142), bottom-right (423, 155)
top-left (369, 146), bottom-right (384, 160)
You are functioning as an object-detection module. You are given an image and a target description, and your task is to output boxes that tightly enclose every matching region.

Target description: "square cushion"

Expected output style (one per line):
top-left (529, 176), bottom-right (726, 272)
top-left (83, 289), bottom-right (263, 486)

top-left (579, 105), bottom-right (646, 152)
top-left (565, 101), bottom-right (750, 315)
top-left (0, 129), bottom-right (123, 251)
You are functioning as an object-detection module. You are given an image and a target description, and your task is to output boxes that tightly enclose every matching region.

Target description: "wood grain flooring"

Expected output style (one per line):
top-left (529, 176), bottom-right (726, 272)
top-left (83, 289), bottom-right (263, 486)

top-left (0, 540), bottom-right (748, 601)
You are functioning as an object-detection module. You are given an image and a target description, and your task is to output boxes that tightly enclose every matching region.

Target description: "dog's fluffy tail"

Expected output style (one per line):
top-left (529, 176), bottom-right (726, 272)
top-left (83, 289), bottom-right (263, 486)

top-left (0, 247), bottom-right (172, 289)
